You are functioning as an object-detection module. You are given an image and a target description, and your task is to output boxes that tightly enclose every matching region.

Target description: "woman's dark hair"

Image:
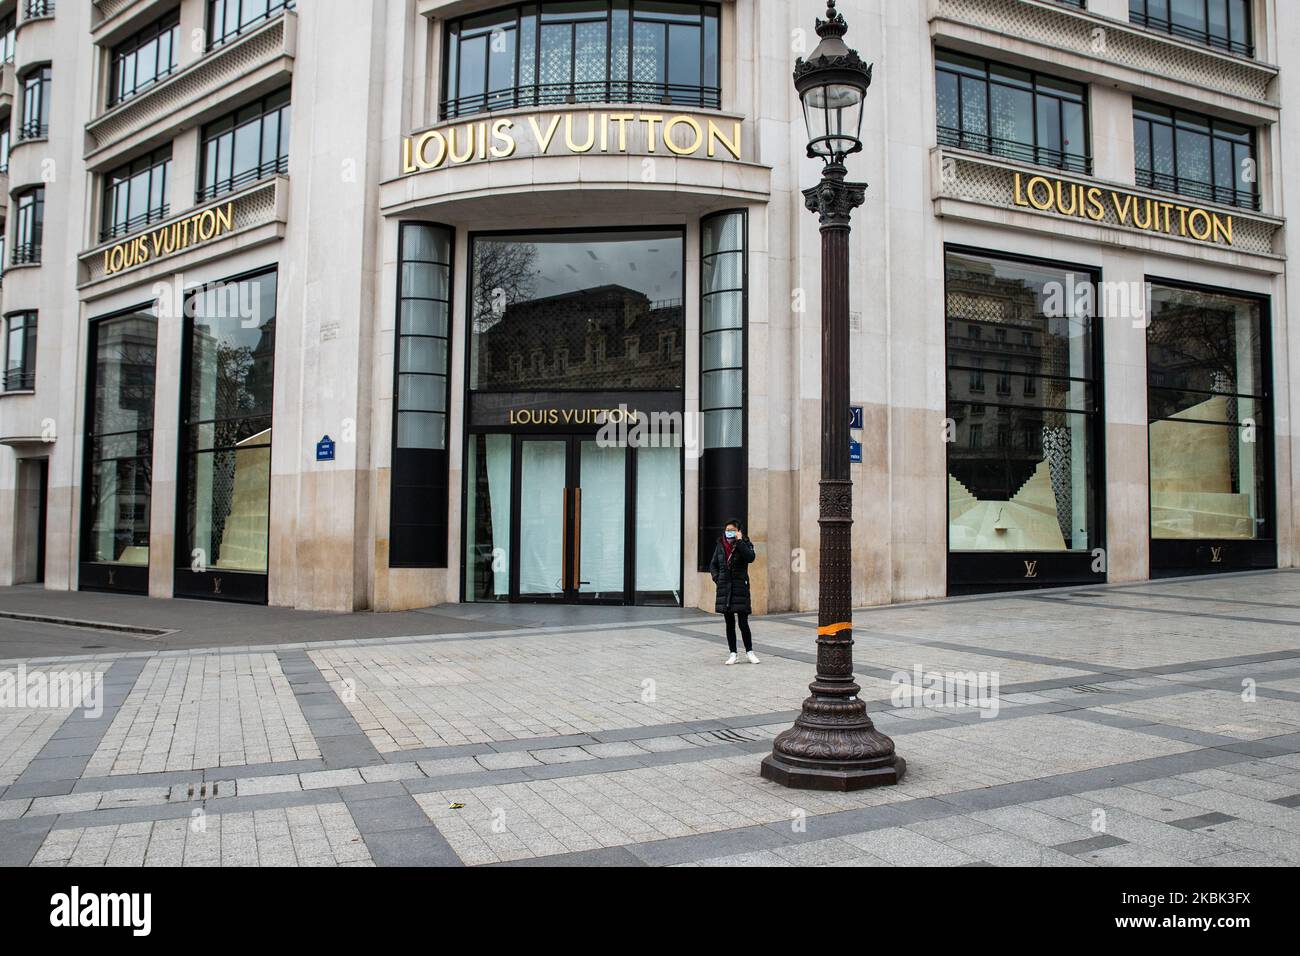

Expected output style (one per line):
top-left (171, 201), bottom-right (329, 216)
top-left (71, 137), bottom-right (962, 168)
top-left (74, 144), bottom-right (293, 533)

top-left (723, 518), bottom-right (744, 532)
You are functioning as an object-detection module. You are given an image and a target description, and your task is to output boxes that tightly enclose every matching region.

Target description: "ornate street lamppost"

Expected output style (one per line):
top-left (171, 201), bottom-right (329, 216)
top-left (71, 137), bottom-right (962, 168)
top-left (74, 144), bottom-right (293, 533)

top-left (761, 0), bottom-right (905, 791)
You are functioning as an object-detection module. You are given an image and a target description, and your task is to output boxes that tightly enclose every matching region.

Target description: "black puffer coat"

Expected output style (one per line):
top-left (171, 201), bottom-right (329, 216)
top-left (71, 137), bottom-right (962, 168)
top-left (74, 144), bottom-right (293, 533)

top-left (709, 536), bottom-right (755, 614)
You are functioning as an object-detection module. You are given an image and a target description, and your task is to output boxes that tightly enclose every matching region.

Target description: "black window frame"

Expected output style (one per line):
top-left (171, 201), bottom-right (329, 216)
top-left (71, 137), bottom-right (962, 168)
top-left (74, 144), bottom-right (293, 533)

top-left (4, 311), bottom-right (36, 392)
top-left (18, 64), bottom-right (51, 141)
top-left (441, 0), bottom-right (722, 120)
top-left (1133, 99), bottom-right (1259, 210)
top-left (1129, 0), bottom-right (1253, 58)
top-left (1145, 277), bottom-right (1275, 576)
top-left (0, 12), bottom-right (16, 63)
top-left (79, 304), bottom-right (160, 595)
top-left (101, 145), bottom-right (173, 242)
top-left (108, 9), bottom-right (181, 108)
top-left (197, 86), bottom-right (291, 202)
top-left (936, 49), bottom-right (1093, 175)
top-left (173, 265), bottom-right (279, 605)
top-left (943, 245), bottom-right (1107, 594)
top-left (12, 186), bottom-right (44, 265)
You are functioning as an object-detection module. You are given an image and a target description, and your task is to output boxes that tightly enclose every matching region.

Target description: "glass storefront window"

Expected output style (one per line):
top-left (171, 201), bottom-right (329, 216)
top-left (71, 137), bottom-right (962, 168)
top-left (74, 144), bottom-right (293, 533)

top-left (465, 433), bottom-right (513, 602)
top-left (180, 270), bottom-right (277, 579)
top-left (1147, 283), bottom-right (1270, 542)
top-left (468, 230), bottom-right (684, 392)
top-left (83, 311), bottom-right (157, 569)
top-left (945, 250), bottom-right (1100, 555)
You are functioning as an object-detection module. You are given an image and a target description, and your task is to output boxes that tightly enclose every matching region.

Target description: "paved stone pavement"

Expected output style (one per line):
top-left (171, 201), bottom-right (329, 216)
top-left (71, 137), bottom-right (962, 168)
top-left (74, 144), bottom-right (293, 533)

top-left (3, 570), bottom-right (1300, 867)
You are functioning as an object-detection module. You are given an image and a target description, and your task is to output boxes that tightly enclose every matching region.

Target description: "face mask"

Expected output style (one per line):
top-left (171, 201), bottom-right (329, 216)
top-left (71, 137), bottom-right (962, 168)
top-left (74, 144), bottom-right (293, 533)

top-left (725, 531), bottom-right (738, 539)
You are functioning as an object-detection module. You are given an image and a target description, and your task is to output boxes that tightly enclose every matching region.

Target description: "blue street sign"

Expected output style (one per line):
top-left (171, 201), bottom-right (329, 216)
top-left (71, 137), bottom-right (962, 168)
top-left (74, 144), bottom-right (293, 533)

top-left (849, 406), bottom-right (864, 430)
top-left (849, 440), bottom-right (863, 464)
top-left (316, 436), bottom-right (336, 462)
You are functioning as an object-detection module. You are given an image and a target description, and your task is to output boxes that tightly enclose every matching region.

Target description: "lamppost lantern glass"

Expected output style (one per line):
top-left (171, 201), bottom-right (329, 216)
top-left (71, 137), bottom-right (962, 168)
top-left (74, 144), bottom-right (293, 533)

top-left (793, 1), bottom-right (873, 164)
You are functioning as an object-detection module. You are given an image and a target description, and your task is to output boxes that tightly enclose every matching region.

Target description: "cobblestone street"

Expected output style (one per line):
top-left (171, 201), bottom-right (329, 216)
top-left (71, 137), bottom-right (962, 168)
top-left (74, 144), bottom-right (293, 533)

top-left (3, 571), bottom-right (1300, 867)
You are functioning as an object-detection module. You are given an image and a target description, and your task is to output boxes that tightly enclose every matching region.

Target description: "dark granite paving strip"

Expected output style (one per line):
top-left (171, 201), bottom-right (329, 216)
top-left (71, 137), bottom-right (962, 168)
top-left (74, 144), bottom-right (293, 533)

top-left (651, 624), bottom-right (818, 665)
top-left (277, 650), bottom-right (385, 770)
top-left (1088, 588), bottom-right (1300, 611)
top-left (276, 649), bottom-right (459, 866)
top-left (1053, 834), bottom-right (1129, 856)
top-left (6, 658), bottom-right (147, 804)
top-left (1169, 811), bottom-right (1237, 830)
top-left (1268, 793), bottom-right (1300, 809)
top-left (1, 658), bottom-right (147, 863)
top-left (1025, 594), bottom-right (1300, 630)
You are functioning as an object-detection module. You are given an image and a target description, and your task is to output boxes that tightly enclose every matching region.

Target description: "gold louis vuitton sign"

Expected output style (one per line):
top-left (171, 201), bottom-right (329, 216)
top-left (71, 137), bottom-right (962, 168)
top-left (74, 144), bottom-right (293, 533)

top-left (402, 110), bottom-right (742, 173)
top-left (102, 202), bottom-right (236, 277)
top-left (1012, 173), bottom-right (1236, 246)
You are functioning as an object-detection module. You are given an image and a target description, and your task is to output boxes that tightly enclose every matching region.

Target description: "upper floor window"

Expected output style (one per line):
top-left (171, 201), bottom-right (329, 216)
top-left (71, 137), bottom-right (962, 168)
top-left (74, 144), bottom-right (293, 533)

top-left (1129, 0), bottom-right (1252, 57)
top-left (936, 51), bottom-right (1091, 174)
top-left (12, 187), bottom-right (43, 264)
top-left (1, 13), bottom-right (15, 63)
top-left (102, 147), bottom-right (172, 242)
top-left (207, 0), bottom-right (294, 50)
top-left (24, 1), bottom-right (54, 19)
top-left (0, 117), bottom-right (10, 174)
top-left (4, 312), bottom-right (36, 392)
top-left (19, 65), bottom-right (50, 140)
top-left (441, 1), bottom-right (721, 120)
top-left (109, 10), bottom-right (180, 107)
top-left (1134, 100), bottom-right (1257, 209)
top-left (198, 87), bottom-right (290, 201)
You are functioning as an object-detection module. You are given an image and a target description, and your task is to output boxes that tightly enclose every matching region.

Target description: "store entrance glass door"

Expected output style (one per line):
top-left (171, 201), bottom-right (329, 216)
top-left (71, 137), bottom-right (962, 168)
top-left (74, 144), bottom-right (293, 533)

top-left (514, 436), bottom-right (627, 603)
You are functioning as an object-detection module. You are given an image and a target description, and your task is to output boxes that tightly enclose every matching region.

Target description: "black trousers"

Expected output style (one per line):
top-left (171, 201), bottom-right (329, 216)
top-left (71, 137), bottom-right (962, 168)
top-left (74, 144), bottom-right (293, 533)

top-left (723, 611), bottom-right (752, 653)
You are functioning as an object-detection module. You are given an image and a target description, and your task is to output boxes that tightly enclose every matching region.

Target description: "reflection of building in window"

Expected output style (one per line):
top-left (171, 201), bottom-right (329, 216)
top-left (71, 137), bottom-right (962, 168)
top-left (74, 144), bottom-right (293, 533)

top-left (945, 251), bottom-right (1097, 553)
top-left (480, 284), bottom-right (685, 390)
top-left (1147, 286), bottom-right (1266, 541)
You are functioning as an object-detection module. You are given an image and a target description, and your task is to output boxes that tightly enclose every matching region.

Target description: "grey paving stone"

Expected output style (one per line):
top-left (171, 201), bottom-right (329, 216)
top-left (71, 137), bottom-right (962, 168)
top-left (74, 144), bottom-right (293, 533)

top-left (475, 752), bottom-right (541, 771)
top-left (531, 746), bottom-right (595, 765)
top-left (342, 795), bottom-right (433, 834)
top-left (362, 827), bottom-right (463, 867)
top-left (359, 762), bottom-right (425, 784)
top-left (581, 741), bottom-right (648, 759)
top-left (300, 768), bottom-right (366, 790)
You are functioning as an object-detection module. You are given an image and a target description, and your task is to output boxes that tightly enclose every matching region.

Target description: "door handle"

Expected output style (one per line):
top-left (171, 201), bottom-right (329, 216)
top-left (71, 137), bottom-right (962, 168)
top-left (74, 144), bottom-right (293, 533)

top-left (561, 487), bottom-right (570, 592)
top-left (573, 487), bottom-right (582, 591)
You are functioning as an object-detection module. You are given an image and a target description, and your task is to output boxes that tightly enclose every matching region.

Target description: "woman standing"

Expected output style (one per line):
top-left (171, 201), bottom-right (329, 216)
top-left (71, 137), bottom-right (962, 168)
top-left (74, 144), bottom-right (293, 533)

top-left (709, 519), bottom-right (760, 665)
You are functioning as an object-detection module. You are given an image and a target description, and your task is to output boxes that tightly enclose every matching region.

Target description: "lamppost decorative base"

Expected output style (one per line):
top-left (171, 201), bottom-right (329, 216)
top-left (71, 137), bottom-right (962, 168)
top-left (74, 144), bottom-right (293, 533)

top-left (760, 697), bottom-right (906, 791)
top-left (760, 751), bottom-right (905, 792)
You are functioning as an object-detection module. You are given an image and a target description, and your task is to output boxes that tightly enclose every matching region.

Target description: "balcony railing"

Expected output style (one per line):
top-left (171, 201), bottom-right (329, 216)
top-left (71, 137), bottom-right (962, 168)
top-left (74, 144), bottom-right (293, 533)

top-left (197, 156), bottom-right (288, 203)
top-left (440, 80), bottom-right (722, 121)
top-left (100, 204), bottom-right (170, 243)
top-left (1130, 11), bottom-right (1253, 58)
top-left (3, 368), bottom-right (35, 391)
top-left (211, 0), bottom-right (294, 50)
top-left (11, 241), bottom-right (40, 265)
top-left (24, 0), bottom-right (54, 18)
top-left (1135, 168), bottom-right (1260, 211)
top-left (16, 119), bottom-right (46, 140)
top-left (938, 126), bottom-right (1093, 176)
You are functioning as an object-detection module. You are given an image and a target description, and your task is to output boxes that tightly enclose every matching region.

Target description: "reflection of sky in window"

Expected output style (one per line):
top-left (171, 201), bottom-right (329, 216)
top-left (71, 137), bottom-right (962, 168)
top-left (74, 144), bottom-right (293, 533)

top-left (494, 232), bottom-right (682, 305)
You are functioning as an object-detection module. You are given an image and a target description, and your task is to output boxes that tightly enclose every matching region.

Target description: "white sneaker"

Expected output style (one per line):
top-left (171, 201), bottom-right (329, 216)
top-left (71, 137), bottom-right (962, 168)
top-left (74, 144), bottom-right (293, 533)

top-left (725, 653), bottom-right (738, 666)
top-left (746, 651), bottom-right (761, 664)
